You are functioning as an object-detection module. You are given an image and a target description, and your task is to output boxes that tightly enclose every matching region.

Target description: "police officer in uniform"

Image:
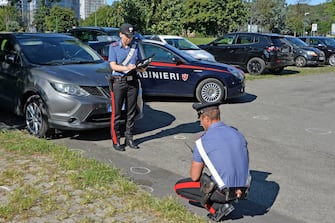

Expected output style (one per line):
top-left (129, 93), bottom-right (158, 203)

top-left (174, 102), bottom-right (250, 222)
top-left (108, 23), bottom-right (144, 151)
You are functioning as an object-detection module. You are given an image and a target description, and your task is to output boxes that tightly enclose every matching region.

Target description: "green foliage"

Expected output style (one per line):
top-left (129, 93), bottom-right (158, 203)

top-left (45, 5), bottom-right (77, 32)
top-left (0, 6), bottom-right (20, 31)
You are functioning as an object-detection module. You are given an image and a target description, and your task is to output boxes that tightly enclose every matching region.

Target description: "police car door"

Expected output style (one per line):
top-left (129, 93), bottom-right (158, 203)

top-left (138, 42), bottom-right (196, 97)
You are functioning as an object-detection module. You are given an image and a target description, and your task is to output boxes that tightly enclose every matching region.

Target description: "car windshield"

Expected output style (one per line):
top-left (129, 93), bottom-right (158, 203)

top-left (324, 38), bottom-right (335, 47)
top-left (18, 36), bottom-right (103, 65)
top-left (165, 38), bottom-right (199, 50)
top-left (286, 37), bottom-right (308, 47)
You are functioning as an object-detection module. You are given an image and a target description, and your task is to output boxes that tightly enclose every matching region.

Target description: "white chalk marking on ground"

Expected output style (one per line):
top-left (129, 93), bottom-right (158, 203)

top-left (305, 128), bottom-right (332, 135)
top-left (130, 166), bottom-right (151, 175)
top-left (174, 135), bottom-right (186, 139)
top-left (252, 115), bottom-right (270, 121)
top-left (0, 186), bottom-right (11, 192)
top-left (138, 185), bottom-right (154, 193)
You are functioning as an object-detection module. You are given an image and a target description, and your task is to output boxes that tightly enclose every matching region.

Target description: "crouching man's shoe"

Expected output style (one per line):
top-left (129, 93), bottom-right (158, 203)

top-left (126, 138), bottom-right (139, 149)
top-left (207, 203), bottom-right (234, 222)
top-left (113, 143), bottom-right (125, 151)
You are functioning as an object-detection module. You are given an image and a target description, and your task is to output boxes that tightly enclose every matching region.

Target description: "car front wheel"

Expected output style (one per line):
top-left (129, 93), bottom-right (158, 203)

top-left (295, 56), bottom-right (307, 67)
top-left (24, 95), bottom-right (53, 138)
top-left (246, 57), bottom-right (265, 75)
top-left (328, 54), bottom-right (335, 66)
top-left (196, 78), bottom-right (225, 103)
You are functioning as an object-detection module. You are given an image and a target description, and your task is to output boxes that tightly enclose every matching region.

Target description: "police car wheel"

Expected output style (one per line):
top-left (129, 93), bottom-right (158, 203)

top-left (196, 78), bottom-right (225, 103)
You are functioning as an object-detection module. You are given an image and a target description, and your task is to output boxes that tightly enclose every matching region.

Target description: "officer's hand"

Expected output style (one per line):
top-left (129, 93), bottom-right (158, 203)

top-left (137, 67), bottom-right (147, 73)
top-left (127, 64), bottom-right (136, 70)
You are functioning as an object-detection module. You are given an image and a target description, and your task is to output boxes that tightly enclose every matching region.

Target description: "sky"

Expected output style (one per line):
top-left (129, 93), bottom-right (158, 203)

top-left (106, 0), bottom-right (329, 6)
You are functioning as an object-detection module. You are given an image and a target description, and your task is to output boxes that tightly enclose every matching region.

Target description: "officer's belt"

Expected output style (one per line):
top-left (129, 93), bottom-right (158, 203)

top-left (112, 75), bottom-right (134, 81)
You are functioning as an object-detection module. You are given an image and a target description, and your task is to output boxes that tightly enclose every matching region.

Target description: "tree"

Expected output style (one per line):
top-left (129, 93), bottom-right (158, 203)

top-left (81, 5), bottom-right (118, 27)
top-left (183, 0), bottom-right (248, 36)
top-left (45, 5), bottom-right (77, 32)
top-left (0, 5), bottom-right (20, 31)
top-left (33, 0), bottom-right (49, 32)
top-left (148, 0), bottom-right (184, 35)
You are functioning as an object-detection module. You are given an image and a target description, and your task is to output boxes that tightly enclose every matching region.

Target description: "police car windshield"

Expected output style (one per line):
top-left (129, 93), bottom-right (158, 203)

top-left (19, 37), bottom-right (103, 65)
top-left (165, 38), bottom-right (200, 50)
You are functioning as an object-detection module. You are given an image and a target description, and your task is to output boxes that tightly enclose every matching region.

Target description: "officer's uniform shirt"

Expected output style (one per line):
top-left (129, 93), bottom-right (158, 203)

top-left (193, 121), bottom-right (249, 187)
top-left (108, 40), bottom-right (138, 77)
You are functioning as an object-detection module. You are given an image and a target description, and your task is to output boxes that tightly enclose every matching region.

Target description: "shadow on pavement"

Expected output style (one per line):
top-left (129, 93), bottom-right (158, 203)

top-left (227, 170), bottom-right (279, 220)
top-left (0, 111), bottom-right (25, 130)
top-left (226, 93), bottom-right (257, 104)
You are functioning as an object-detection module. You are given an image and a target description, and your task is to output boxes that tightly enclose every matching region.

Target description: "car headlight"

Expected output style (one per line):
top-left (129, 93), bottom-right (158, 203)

top-left (307, 51), bottom-right (318, 56)
top-left (51, 82), bottom-right (89, 97)
top-left (228, 66), bottom-right (245, 80)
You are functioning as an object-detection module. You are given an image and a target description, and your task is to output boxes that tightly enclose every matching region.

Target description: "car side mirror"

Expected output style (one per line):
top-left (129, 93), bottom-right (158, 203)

top-left (5, 54), bottom-right (16, 64)
top-left (172, 57), bottom-right (183, 65)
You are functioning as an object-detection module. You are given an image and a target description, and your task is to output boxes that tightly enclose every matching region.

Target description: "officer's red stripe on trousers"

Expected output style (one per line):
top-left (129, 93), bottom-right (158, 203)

top-left (110, 91), bottom-right (117, 144)
top-left (174, 181), bottom-right (200, 191)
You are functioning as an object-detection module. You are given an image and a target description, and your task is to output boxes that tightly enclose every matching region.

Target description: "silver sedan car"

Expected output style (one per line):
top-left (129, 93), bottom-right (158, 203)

top-left (0, 33), bottom-right (142, 138)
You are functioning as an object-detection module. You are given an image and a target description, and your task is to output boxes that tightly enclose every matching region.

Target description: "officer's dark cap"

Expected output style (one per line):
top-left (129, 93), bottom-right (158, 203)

top-left (192, 102), bottom-right (221, 118)
top-left (120, 23), bottom-right (134, 38)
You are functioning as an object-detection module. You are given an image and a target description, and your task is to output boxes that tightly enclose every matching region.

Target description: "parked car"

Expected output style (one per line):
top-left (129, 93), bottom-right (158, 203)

top-left (198, 32), bottom-right (295, 75)
top-left (284, 36), bottom-right (325, 67)
top-left (298, 36), bottom-right (335, 66)
top-left (148, 35), bottom-right (216, 62)
top-left (67, 26), bottom-right (120, 43)
top-left (137, 39), bottom-right (245, 103)
top-left (0, 33), bottom-right (143, 138)
top-left (70, 37), bottom-right (245, 103)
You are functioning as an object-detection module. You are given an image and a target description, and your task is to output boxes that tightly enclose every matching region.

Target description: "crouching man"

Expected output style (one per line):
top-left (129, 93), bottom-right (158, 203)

top-left (174, 102), bottom-right (250, 222)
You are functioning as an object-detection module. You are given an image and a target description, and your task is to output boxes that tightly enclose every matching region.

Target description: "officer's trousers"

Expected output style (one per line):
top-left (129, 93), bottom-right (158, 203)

top-left (110, 78), bottom-right (139, 144)
top-left (174, 177), bottom-right (223, 214)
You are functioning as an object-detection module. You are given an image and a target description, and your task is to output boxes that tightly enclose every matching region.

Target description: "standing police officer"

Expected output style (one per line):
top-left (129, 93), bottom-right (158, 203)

top-left (174, 102), bottom-right (250, 221)
top-left (108, 23), bottom-right (144, 151)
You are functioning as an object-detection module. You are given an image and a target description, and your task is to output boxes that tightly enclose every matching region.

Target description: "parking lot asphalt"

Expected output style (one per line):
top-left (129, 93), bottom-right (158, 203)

top-left (1, 72), bottom-right (334, 223)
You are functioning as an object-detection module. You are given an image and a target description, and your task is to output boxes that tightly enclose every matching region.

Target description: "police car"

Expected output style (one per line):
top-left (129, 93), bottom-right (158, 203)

top-left (137, 39), bottom-right (245, 103)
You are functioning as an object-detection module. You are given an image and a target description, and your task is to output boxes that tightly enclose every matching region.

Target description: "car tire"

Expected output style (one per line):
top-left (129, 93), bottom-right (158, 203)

top-left (196, 78), bottom-right (225, 103)
top-left (328, 54), bottom-right (335, 66)
top-left (24, 95), bottom-right (54, 138)
top-left (246, 57), bottom-right (265, 75)
top-left (295, 56), bottom-right (307, 67)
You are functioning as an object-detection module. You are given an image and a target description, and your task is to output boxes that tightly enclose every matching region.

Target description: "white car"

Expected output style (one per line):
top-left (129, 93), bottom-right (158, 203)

top-left (149, 35), bottom-right (216, 62)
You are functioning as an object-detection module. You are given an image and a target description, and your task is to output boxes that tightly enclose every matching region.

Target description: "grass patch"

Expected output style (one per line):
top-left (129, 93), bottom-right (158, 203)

top-left (245, 65), bottom-right (334, 81)
top-left (0, 130), bottom-right (207, 222)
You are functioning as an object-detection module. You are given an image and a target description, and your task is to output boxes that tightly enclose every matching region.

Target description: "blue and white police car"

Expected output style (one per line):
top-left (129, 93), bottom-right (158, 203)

top-left (137, 39), bottom-right (245, 103)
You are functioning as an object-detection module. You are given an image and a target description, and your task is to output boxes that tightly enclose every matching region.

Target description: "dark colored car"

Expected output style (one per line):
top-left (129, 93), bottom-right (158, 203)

top-left (198, 32), bottom-right (295, 75)
top-left (284, 36), bottom-right (325, 67)
top-left (67, 26), bottom-right (120, 60)
top-left (0, 33), bottom-right (143, 138)
top-left (69, 35), bottom-right (245, 103)
top-left (136, 39), bottom-right (245, 103)
top-left (298, 36), bottom-right (335, 66)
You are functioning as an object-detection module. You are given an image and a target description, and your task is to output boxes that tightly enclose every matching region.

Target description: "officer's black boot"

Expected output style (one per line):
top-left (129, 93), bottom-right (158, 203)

top-left (207, 203), bottom-right (234, 222)
top-left (125, 136), bottom-right (139, 149)
top-left (113, 138), bottom-right (125, 151)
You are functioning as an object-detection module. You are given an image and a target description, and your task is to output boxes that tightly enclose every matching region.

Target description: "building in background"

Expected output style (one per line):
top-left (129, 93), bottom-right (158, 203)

top-left (18, 0), bottom-right (106, 30)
